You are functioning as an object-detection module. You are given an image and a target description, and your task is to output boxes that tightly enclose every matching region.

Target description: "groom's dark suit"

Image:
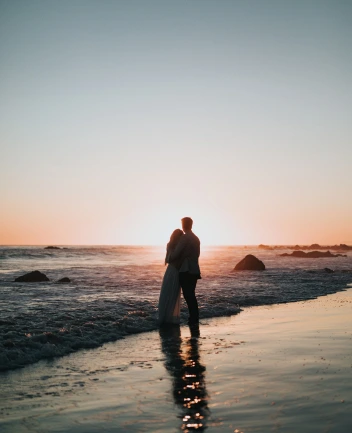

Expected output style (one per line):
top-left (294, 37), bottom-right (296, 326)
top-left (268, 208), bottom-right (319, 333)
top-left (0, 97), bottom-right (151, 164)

top-left (170, 231), bottom-right (201, 323)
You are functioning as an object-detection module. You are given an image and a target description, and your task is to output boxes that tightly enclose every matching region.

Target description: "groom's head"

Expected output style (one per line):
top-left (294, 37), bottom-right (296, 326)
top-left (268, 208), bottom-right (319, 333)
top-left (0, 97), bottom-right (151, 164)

top-left (181, 217), bottom-right (193, 232)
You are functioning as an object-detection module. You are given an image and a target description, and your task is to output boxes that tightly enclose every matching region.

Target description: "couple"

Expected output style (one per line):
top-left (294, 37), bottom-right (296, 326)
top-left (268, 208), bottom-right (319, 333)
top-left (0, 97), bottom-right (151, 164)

top-left (158, 217), bottom-right (201, 326)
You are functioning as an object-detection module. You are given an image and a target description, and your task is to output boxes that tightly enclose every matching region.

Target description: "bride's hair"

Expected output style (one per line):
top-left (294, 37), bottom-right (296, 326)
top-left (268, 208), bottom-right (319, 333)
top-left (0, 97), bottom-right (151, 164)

top-left (168, 229), bottom-right (183, 248)
top-left (165, 229), bottom-right (184, 264)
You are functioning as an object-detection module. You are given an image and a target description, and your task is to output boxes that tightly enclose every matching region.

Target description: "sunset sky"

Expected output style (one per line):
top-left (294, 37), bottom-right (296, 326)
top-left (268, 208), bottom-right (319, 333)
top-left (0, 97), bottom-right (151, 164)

top-left (1, 0), bottom-right (351, 245)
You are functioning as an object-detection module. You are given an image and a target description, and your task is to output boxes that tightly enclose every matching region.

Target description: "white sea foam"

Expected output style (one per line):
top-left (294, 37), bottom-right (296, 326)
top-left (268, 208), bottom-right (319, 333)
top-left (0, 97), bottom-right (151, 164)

top-left (0, 246), bottom-right (351, 371)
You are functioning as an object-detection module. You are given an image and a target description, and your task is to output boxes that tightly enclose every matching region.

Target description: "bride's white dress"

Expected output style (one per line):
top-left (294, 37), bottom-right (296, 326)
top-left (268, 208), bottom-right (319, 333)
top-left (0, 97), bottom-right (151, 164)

top-left (158, 263), bottom-right (181, 325)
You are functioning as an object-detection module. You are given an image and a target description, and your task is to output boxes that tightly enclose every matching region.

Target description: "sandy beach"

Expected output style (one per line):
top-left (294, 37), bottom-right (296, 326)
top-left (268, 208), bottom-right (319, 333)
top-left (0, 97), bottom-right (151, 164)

top-left (1, 288), bottom-right (351, 433)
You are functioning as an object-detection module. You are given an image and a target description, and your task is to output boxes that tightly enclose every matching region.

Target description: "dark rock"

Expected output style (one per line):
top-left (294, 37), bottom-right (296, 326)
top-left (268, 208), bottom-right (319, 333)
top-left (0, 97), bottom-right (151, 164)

top-left (57, 277), bottom-right (71, 283)
top-left (280, 250), bottom-right (347, 258)
top-left (289, 243), bottom-right (352, 251)
top-left (234, 254), bottom-right (265, 271)
top-left (280, 251), bottom-right (306, 257)
top-left (324, 268), bottom-right (334, 273)
top-left (15, 270), bottom-right (49, 282)
top-left (333, 244), bottom-right (352, 251)
top-left (45, 246), bottom-right (60, 249)
top-left (258, 244), bottom-right (272, 250)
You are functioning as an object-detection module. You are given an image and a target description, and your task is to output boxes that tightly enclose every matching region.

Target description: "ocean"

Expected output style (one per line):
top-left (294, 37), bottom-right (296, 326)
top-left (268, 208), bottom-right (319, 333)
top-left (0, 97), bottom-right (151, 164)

top-left (0, 245), bottom-right (351, 372)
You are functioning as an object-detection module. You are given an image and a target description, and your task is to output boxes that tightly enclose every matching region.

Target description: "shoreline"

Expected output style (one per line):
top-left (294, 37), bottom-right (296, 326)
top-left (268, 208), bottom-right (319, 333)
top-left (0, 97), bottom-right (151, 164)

top-left (1, 288), bottom-right (352, 432)
top-left (2, 283), bottom-right (352, 374)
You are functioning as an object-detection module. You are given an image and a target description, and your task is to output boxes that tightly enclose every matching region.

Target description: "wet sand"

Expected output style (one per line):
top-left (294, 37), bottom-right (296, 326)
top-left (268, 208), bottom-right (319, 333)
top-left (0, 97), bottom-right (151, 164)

top-left (1, 288), bottom-right (352, 432)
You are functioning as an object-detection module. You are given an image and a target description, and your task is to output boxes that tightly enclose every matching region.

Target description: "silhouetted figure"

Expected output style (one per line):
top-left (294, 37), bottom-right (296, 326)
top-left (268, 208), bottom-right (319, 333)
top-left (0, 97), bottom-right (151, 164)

top-left (158, 229), bottom-right (184, 325)
top-left (169, 217), bottom-right (201, 324)
top-left (159, 324), bottom-right (209, 431)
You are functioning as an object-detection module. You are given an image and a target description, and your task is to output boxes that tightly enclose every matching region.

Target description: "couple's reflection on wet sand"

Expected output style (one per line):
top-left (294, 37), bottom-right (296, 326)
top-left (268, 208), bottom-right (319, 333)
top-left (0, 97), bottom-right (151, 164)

top-left (159, 324), bottom-right (209, 431)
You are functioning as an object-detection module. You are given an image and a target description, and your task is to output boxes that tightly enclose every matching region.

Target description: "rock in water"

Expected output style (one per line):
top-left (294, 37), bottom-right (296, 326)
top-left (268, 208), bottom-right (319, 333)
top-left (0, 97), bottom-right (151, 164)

top-left (15, 270), bottom-right (50, 282)
top-left (44, 246), bottom-right (60, 249)
top-left (234, 255), bottom-right (266, 271)
top-left (324, 268), bottom-right (334, 273)
top-left (280, 250), bottom-right (346, 258)
top-left (57, 277), bottom-right (71, 283)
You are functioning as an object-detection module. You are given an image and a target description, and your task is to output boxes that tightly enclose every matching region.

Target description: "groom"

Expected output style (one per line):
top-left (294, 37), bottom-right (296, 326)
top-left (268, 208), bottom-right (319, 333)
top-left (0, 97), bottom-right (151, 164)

top-left (170, 217), bottom-right (201, 324)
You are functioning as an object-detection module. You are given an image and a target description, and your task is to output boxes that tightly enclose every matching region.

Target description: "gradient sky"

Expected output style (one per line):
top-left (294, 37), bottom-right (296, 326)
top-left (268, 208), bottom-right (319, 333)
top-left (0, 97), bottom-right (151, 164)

top-left (1, 0), bottom-right (351, 245)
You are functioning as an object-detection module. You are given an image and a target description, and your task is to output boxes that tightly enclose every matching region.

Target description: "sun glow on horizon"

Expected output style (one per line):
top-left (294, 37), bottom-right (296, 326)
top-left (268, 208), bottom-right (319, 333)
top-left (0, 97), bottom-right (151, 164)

top-left (2, 202), bottom-right (352, 246)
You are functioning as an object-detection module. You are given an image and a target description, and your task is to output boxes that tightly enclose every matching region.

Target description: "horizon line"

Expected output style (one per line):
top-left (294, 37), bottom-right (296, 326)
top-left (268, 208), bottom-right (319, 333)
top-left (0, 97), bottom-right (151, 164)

top-left (1, 242), bottom-right (352, 247)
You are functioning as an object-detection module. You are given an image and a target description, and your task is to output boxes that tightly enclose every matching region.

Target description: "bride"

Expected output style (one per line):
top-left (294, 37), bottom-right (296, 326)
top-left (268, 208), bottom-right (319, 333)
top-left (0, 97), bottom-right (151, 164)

top-left (158, 229), bottom-right (184, 325)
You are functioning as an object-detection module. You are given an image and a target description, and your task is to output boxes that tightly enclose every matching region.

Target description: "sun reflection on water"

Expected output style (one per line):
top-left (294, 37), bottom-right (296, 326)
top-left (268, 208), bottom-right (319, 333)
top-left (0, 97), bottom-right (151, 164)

top-left (159, 324), bottom-right (209, 431)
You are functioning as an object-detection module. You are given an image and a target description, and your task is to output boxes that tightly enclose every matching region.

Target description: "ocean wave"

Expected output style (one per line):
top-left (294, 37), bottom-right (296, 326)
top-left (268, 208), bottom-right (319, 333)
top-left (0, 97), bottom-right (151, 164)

top-left (0, 246), bottom-right (351, 372)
